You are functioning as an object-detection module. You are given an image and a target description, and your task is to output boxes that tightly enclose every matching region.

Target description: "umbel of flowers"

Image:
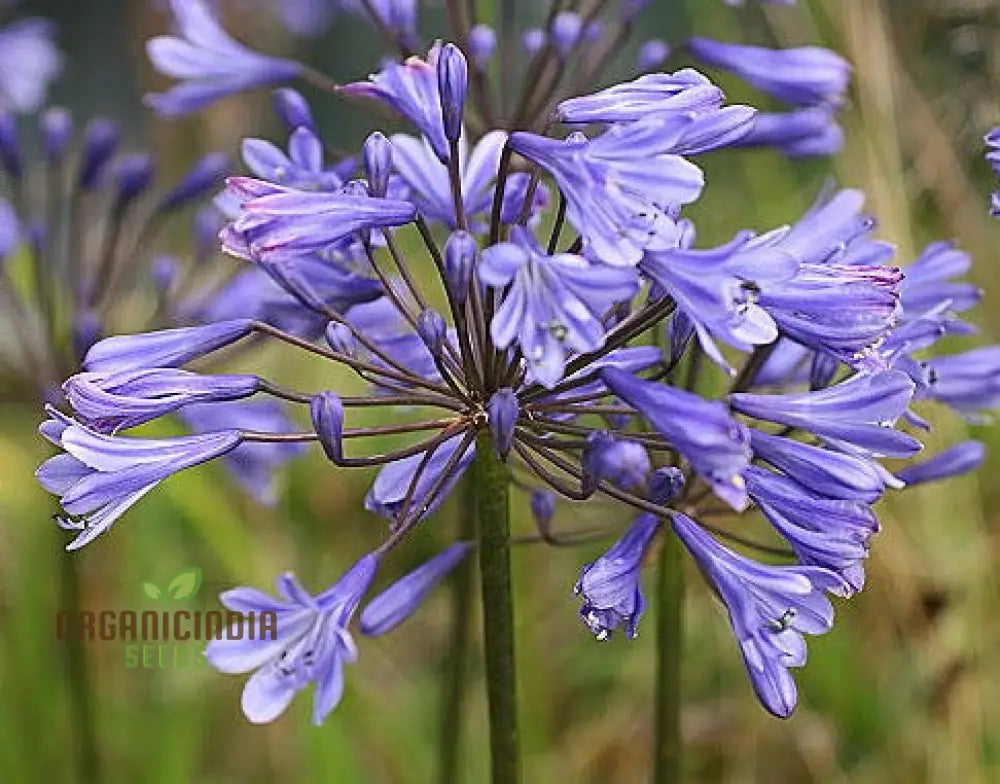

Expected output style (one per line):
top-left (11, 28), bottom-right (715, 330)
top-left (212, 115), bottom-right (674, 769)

top-left (36, 0), bottom-right (999, 781)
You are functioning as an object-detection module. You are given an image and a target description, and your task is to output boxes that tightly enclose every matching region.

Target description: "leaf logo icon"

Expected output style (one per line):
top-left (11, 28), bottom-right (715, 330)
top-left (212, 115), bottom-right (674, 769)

top-left (167, 568), bottom-right (202, 600)
top-left (141, 582), bottom-right (162, 600)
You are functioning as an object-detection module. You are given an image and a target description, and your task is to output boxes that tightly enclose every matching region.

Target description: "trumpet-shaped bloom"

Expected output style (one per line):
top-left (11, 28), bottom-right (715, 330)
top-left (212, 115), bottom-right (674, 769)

top-left (687, 38), bottom-right (851, 107)
top-left (734, 107), bottom-right (844, 158)
top-left (480, 226), bottom-right (639, 388)
top-left (672, 513), bottom-right (846, 718)
top-left (37, 410), bottom-right (241, 549)
top-left (921, 347), bottom-right (1000, 421)
top-left (731, 371), bottom-right (920, 457)
top-left (63, 369), bottom-right (260, 433)
top-left (896, 441), bottom-right (985, 486)
top-left (146, 0), bottom-right (300, 115)
top-left (575, 513), bottom-right (660, 640)
top-left (241, 127), bottom-right (343, 192)
top-left (581, 432), bottom-right (651, 494)
top-left (206, 559), bottom-right (377, 725)
top-left (509, 120), bottom-right (705, 265)
top-left (224, 177), bottom-right (416, 261)
top-left (744, 467), bottom-right (878, 595)
top-left (603, 367), bottom-right (751, 509)
top-left (360, 543), bottom-right (472, 635)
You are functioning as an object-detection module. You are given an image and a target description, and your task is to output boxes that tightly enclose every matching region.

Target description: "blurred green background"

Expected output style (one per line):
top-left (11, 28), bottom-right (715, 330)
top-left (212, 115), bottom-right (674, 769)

top-left (2, 0), bottom-right (1000, 781)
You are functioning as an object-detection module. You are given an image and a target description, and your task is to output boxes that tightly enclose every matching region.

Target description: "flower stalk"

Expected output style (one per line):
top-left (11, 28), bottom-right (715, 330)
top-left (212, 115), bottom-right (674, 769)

top-left (653, 531), bottom-right (684, 784)
top-left (474, 433), bottom-right (520, 784)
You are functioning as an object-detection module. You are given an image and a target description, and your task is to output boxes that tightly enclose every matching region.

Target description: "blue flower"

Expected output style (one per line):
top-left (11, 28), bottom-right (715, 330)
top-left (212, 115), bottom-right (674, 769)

top-left (575, 513), bottom-right (660, 640)
top-left (224, 177), bottom-right (416, 261)
top-left (241, 127), bottom-right (343, 191)
top-left (206, 559), bottom-right (377, 725)
top-left (508, 121), bottom-right (705, 265)
top-left (744, 467), bottom-right (878, 595)
top-left (341, 43), bottom-right (453, 162)
top-left (920, 347), bottom-right (1000, 421)
top-left (730, 371), bottom-right (921, 457)
top-left (896, 441), bottom-right (986, 486)
top-left (83, 320), bottom-right (255, 374)
top-left (734, 107), bottom-right (844, 158)
top-left (603, 367), bottom-right (752, 510)
top-left (36, 409), bottom-right (242, 549)
top-left (687, 38), bottom-right (851, 107)
top-left (899, 241), bottom-right (981, 320)
top-left (146, 0), bottom-right (300, 116)
top-left (672, 513), bottom-right (846, 718)
top-left (0, 18), bottom-right (61, 113)
top-left (582, 431), bottom-right (651, 495)
top-left (480, 226), bottom-right (639, 388)
top-left (360, 543), bottom-right (472, 635)
top-left (556, 69), bottom-right (724, 125)
top-left (157, 152), bottom-right (232, 212)
top-left (63, 369), bottom-right (260, 433)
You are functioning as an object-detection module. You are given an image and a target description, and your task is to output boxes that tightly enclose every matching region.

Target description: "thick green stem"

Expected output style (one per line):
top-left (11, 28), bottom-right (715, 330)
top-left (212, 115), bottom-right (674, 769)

top-left (653, 532), bottom-right (684, 784)
top-left (438, 480), bottom-right (477, 784)
top-left (473, 434), bottom-right (520, 784)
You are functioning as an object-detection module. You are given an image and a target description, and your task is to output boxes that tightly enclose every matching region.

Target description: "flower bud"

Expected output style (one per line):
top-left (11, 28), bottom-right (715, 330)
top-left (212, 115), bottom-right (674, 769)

top-left (363, 132), bottom-right (392, 198)
top-left (647, 467), bottom-right (685, 505)
top-left (416, 309), bottom-right (448, 359)
top-left (444, 230), bottom-right (477, 305)
top-left (530, 490), bottom-right (556, 528)
top-left (114, 153), bottom-right (156, 204)
top-left (272, 88), bottom-right (316, 133)
top-left (72, 310), bottom-right (103, 362)
top-left (0, 112), bottom-right (21, 179)
top-left (551, 12), bottom-right (582, 58)
top-left (487, 388), bottom-right (519, 458)
top-left (325, 322), bottom-right (358, 356)
top-left (151, 255), bottom-right (180, 295)
top-left (40, 106), bottom-right (73, 163)
top-left (468, 24), bottom-right (497, 69)
top-left (522, 29), bottom-right (546, 56)
top-left (78, 118), bottom-right (120, 191)
top-left (637, 40), bottom-right (670, 72)
top-left (437, 43), bottom-right (468, 147)
top-left (582, 431), bottom-right (651, 496)
top-left (310, 391), bottom-right (345, 464)
top-left (158, 153), bottom-right (231, 212)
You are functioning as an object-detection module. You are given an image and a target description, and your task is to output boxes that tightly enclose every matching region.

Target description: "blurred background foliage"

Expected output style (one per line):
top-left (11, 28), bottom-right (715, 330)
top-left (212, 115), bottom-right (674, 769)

top-left (1, 0), bottom-right (999, 781)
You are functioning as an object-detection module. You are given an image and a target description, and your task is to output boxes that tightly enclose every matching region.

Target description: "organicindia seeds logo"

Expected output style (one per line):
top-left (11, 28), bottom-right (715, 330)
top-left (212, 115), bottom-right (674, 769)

top-left (54, 567), bottom-right (277, 669)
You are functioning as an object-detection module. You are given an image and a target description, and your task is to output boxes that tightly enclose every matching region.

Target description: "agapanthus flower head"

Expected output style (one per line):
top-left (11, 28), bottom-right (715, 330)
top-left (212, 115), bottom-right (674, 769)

top-left (146, 0), bottom-right (301, 116)
top-left (206, 558), bottom-right (377, 725)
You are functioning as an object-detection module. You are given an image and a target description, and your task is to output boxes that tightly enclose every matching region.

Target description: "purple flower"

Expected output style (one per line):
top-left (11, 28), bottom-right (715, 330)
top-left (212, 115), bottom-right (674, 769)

top-left (641, 226), bottom-right (799, 371)
top-left (437, 43), bottom-right (467, 145)
top-left (900, 241), bottom-right (981, 320)
top-left (83, 320), bottom-right (254, 373)
top-left (0, 197), bottom-right (20, 261)
top-left (341, 0), bottom-right (417, 47)
top-left (734, 107), bottom-right (844, 158)
top-left (360, 543), bottom-right (472, 635)
top-left (224, 177), bottom-right (416, 261)
top-left (603, 367), bottom-right (751, 510)
top-left (480, 226), bottom-right (639, 388)
top-left (557, 70), bottom-right (723, 125)
top-left (206, 559), bottom-right (377, 725)
top-left (241, 128), bottom-right (341, 192)
top-left (181, 400), bottom-right (306, 506)
top-left (758, 263), bottom-right (902, 366)
top-left (575, 513), bottom-right (660, 640)
top-left (896, 441), bottom-right (985, 486)
top-left (272, 87), bottom-right (316, 133)
top-left (488, 389), bottom-right (519, 458)
top-left (468, 24), bottom-right (497, 68)
top-left (158, 152), bottom-right (232, 212)
top-left (636, 40), bottom-right (671, 73)
top-left (341, 43), bottom-right (453, 162)
top-left (0, 19), bottom-right (62, 113)
top-left (365, 434), bottom-right (475, 523)
top-left (749, 428), bottom-right (896, 503)
top-left (146, 0), bottom-right (301, 116)
top-left (550, 12), bottom-right (583, 58)
top-left (687, 38), bottom-right (851, 107)
top-left (582, 431), bottom-right (651, 494)
top-left (920, 347), bottom-right (1000, 421)
top-left (37, 409), bottom-right (241, 549)
top-left (113, 154), bottom-right (156, 204)
top-left (672, 513), bottom-right (846, 718)
top-left (744, 467), bottom-right (878, 595)
top-left (509, 120), bottom-right (704, 265)
top-left (40, 106), bottom-right (73, 162)
top-left (63, 369), bottom-right (260, 433)
top-left (77, 119), bottom-right (120, 191)
top-left (731, 371), bottom-right (921, 457)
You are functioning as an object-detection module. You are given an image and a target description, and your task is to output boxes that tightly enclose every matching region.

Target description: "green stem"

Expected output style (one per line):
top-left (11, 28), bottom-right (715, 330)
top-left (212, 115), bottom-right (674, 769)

top-left (653, 532), bottom-right (684, 784)
top-left (438, 481), bottom-right (477, 784)
top-left (473, 434), bottom-right (520, 784)
top-left (59, 552), bottom-right (100, 782)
